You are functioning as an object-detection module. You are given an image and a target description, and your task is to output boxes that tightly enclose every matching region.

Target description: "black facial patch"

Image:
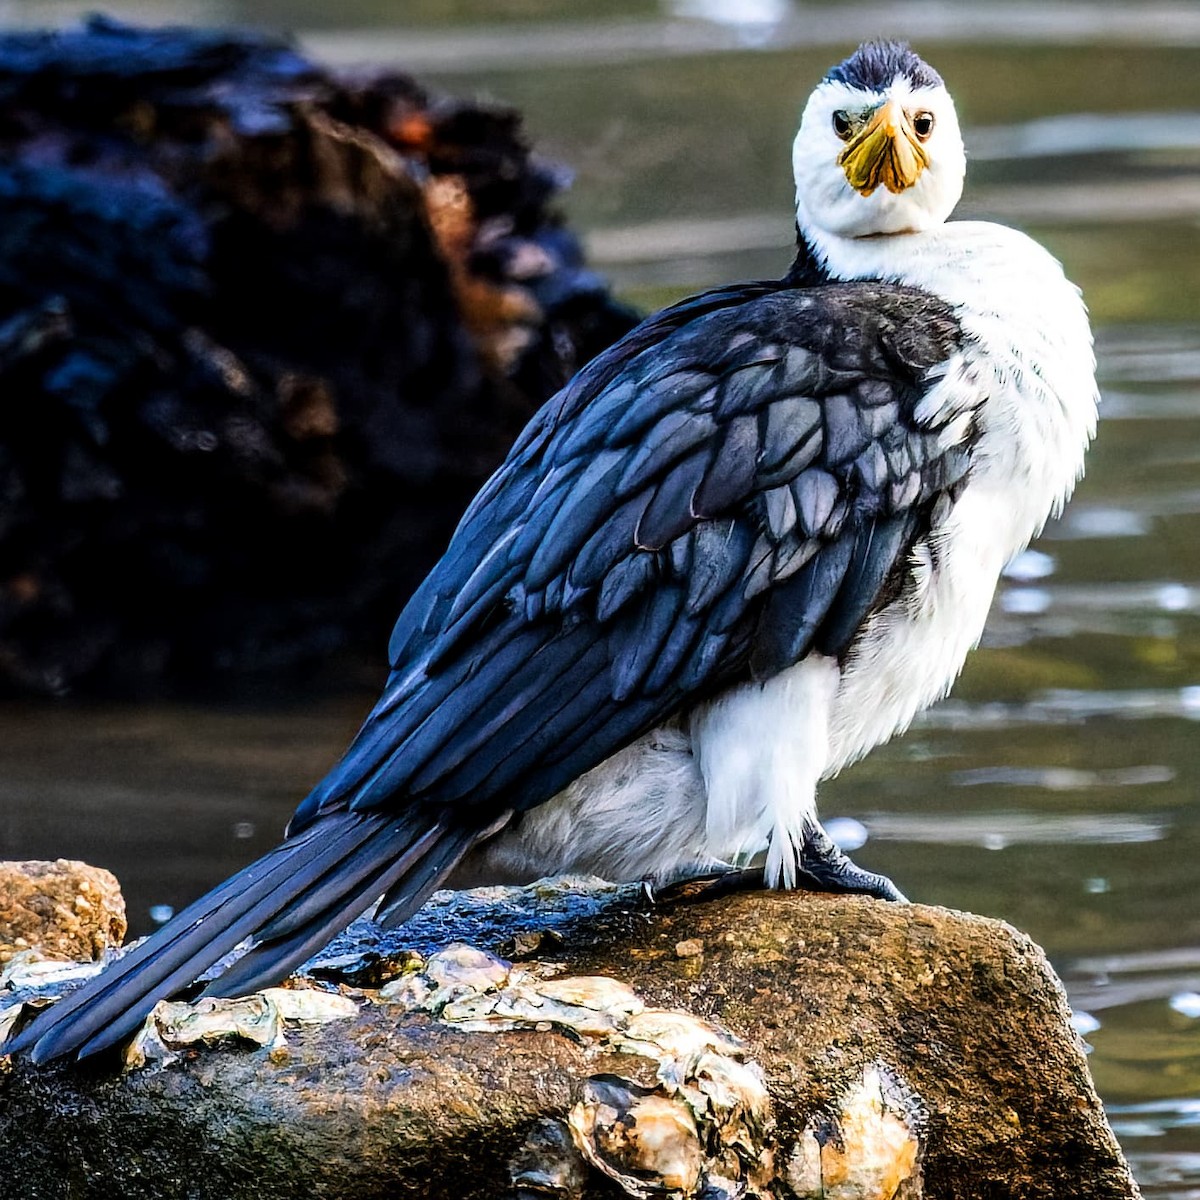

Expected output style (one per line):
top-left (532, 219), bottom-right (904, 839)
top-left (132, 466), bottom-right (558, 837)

top-left (824, 41), bottom-right (943, 92)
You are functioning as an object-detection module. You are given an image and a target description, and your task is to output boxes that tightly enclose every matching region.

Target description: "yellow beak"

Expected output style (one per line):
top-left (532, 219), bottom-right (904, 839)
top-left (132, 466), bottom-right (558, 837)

top-left (837, 99), bottom-right (930, 197)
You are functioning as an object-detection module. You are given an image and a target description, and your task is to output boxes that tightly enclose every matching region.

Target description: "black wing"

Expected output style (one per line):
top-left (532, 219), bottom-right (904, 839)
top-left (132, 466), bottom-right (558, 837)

top-left (291, 279), bottom-right (971, 833)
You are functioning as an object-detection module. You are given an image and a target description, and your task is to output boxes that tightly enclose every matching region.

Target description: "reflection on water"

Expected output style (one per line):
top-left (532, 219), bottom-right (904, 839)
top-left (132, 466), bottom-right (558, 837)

top-left (1, 2), bottom-right (1199, 1193)
top-left (864, 811), bottom-right (1168, 846)
top-left (922, 688), bottom-right (1200, 727)
top-left (969, 112), bottom-right (1200, 160)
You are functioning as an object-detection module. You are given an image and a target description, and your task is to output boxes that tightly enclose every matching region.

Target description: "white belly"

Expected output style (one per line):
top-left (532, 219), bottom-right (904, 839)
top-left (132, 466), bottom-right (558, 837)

top-left (827, 483), bottom-right (1010, 773)
top-left (449, 726), bottom-right (716, 888)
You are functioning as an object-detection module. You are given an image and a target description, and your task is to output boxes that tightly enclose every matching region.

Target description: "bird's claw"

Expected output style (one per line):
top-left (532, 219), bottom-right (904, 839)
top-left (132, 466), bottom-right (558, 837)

top-left (645, 822), bottom-right (905, 908)
top-left (793, 822), bottom-right (908, 902)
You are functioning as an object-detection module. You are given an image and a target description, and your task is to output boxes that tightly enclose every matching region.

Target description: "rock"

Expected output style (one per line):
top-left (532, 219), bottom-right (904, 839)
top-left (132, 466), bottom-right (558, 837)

top-left (0, 18), bottom-right (638, 696)
top-left (0, 860), bottom-right (126, 963)
top-left (0, 881), bottom-right (1140, 1200)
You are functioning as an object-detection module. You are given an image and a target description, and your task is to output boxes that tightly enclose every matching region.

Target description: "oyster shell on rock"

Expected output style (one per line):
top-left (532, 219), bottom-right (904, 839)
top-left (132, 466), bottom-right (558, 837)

top-left (786, 1062), bottom-right (926, 1200)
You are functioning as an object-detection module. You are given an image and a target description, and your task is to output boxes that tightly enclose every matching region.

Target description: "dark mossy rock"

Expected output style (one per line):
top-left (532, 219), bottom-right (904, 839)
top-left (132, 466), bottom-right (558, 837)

top-left (0, 18), bottom-right (637, 696)
top-left (0, 883), bottom-right (1141, 1199)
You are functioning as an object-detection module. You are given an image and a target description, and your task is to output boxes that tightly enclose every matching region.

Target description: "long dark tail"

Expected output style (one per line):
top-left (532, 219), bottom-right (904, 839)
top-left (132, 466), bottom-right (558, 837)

top-left (6, 810), bottom-right (476, 1064)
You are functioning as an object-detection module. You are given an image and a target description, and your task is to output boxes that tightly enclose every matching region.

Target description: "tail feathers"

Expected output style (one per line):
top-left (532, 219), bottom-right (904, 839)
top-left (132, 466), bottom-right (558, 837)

top-left (205, 823), bottom-right (476, 997)
top-left (252, 821), bottom-right (444, 943)
top-left (7, 815), bottom-right (368, 1063)
top-left (376, 825), bottom-right (480, 928)
top-left (6, 809), bottom-right (468, 1064)
top-left (374, 807), bottom-right (513, 930)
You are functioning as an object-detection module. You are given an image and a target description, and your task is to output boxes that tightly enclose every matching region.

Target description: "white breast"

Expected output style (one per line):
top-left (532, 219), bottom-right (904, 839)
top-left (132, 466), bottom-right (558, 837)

top-left (816, 219), bottom-right (1099, 771)
top-left (827, 484), bottom-right (1016, 772)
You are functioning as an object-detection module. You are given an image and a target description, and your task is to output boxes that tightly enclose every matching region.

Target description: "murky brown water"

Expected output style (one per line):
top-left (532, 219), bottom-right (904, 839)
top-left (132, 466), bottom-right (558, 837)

top-left (3, 2), bottom-right (1200, 1192)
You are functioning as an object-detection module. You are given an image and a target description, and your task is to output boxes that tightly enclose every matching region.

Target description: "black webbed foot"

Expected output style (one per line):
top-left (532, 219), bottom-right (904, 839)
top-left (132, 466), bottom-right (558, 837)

top-left (791, 821), bottom-right (907, 902)
top-left (646, 821), bottom-right (905, 909)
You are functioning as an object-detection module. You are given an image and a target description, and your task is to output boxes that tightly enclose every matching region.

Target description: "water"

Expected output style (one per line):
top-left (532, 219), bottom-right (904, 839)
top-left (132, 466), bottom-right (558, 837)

top-left (2, 2), bottom-right (1199, 1192)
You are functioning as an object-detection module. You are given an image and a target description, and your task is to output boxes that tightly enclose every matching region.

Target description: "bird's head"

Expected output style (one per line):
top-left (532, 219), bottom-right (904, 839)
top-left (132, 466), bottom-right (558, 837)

top-left (793, 41), bottom-right (965, 240)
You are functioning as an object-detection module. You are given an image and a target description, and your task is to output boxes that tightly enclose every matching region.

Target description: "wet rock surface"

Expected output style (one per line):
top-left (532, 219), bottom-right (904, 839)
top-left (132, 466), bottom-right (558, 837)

top-left (0, 859), bottom-right (126, 964)
top-left (0, 879), bottom-right (1139, 1199)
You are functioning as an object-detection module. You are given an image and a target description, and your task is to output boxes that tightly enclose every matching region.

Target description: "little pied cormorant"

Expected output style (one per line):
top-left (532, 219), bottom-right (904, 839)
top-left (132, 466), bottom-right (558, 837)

top-left (9, 41), bottom-right (1098, 1064)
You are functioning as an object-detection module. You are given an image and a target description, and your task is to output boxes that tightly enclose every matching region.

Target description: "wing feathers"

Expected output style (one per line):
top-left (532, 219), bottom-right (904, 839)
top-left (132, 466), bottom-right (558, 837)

top-left (762, 396), bottom-right (821, 471)
top-left (611, 584), bottom-right (686, 700)
top-left (685, 519), bottom-right (753, 615)
top-left (315, 284), bottom-right (972, 823)
top-left (635, 452), bottom-right (710, 550)
top-left (692, 414), bottom-right (759, 517)
top-left (445, 652), bottom-right (615, 799)
top-left (714, 357), bottom-right (781, 417)
top-left (794, 468), bottom-right (840, 535)
top-left (525, 450), bottom-right (628, 590)
top-left (571, 492), bottom-right (654, 588)
top-left (597, 551), bottom-right (656, 621)
top-left (406, 629), bottom-right (596, 791)
top-left (816, 513), bottom-right (916, 653)
top-left (823, 391), bottom-right (872, 464)
top-left (616, 409), bottom-right (718, 497)
top-left (341, 627), bottom-right (550, 813)
top-left (749, 528), bottom-right (856, 679)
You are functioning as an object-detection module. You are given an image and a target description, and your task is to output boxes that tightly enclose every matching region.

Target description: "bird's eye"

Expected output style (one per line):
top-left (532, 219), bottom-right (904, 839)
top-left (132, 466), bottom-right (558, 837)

top-left (912, 111), bottom-right (935, 141)
top-left (832, 110), bottom-right (853, 140)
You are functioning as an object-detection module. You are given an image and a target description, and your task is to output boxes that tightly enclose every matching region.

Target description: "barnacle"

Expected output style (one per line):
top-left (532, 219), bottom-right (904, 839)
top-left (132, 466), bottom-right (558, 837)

top-left (568, 1075), bottom-right (705, 1198)
top-left (124, 986), bottom-right (358, 1070)
top-left (786, 1062), bottom-right (926, 1200)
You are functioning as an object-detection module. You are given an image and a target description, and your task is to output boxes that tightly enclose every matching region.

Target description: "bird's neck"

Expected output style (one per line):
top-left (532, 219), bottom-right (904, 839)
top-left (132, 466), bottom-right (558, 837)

top-left (793, 218), bottom-right (1077, 334)
top-left (783, 231), bottom-right (828, 287)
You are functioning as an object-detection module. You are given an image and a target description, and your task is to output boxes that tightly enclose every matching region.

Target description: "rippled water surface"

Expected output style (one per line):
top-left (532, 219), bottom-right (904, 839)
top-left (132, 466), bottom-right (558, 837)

top-left (2, 2), bottom-right (1199, 1192)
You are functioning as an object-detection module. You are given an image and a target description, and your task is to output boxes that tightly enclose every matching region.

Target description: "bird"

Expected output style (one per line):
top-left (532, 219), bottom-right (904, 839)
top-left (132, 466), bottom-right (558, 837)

top-left (8, 40), bottom-right (1097, 1065)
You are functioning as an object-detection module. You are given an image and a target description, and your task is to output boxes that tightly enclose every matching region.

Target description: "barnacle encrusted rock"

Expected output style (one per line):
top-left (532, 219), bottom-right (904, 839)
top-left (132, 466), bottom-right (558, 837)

top-left (374, 941), bottom-right (775, 1197)
top-left (787, 1062), bottom-right (926, 1199)
top-left (0, 880), bottom-right (1140, 1200)
top-left (0, 860), bottom-right (126, 963)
